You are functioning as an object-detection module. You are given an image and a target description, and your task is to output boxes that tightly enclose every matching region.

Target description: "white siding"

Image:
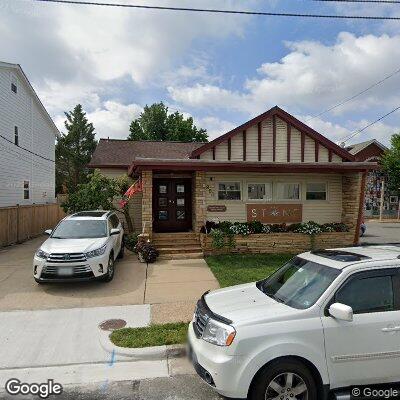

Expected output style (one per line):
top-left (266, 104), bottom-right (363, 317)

top-left (0, 67), bottom-right (56, 207)
top-left (203, 116), bottom-right (344, 164)
top-left (205, 172), bottom-right (342, 224)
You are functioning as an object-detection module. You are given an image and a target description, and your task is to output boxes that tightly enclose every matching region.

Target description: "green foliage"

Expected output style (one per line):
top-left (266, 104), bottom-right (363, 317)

top-left (56, 104), bottom-right (97, 194)
top-left (124, 233), bottom-right (139, 252)
top-left (210, 229), bottom-right (226, 249)
top-left (206, 253), bottom-right (293, 288)
top-left (127, 102), bottom-right (208, 142)
top-left (62, 170), bottom-right (119, 213)
top-left (382, 133), bottom-right (400, 193)
top-left (110, 323), bottom-right (189, 348)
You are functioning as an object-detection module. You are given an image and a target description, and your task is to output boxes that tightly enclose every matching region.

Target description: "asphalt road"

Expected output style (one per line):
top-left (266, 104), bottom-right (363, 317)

top-left (361, 222), bottom-right (400, 245)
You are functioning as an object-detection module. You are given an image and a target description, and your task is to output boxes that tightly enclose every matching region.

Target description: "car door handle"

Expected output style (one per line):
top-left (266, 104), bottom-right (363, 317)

top-left (382, 326), bottom-right (400, 332)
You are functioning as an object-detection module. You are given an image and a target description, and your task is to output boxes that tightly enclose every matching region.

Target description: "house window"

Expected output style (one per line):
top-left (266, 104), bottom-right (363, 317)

top-left (306, 183), bottom-right (327, 201)
top-left (11, 76), bottom-right (17, 94)
top-left (248, 183), bottom-right (272, 201)
top-left (23, 181), bottom-right (30, 200)
top-left (218, 182), bottom-right (241, 200)
top-left (276, 183), bottom-right (300, 200)
top-left (14, 126), bottom-right (19, 146)
top-left (390, 196), bottom-right (398, 204)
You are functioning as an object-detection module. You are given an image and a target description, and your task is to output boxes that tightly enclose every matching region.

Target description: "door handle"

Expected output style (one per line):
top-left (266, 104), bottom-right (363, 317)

top-left (382, 326), bottom-right (400, 333)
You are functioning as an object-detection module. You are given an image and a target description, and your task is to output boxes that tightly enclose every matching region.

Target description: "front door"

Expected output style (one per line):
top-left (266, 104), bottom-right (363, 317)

top-left (153, 179), bottom-right (192, 232)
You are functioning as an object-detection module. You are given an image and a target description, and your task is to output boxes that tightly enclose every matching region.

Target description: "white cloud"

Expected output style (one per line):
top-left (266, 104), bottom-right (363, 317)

top-left (169, 32), bottom-right (400, 118)
top-left (195, 116), bottom-right (236, 140)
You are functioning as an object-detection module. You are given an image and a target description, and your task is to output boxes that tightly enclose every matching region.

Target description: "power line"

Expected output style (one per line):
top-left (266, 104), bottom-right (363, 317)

top-left (341, 106), bottom-right (400, 143)
top-left (28, 0), bottom-right (400, 20)
top-left (0, 134), bottom-right (55, 162)
top-left (306, 66), bottom-right (400, 122)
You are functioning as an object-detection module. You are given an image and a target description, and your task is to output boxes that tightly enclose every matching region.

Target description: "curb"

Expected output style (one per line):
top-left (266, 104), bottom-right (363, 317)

top-left (98, 330), bottom-right (186, 360)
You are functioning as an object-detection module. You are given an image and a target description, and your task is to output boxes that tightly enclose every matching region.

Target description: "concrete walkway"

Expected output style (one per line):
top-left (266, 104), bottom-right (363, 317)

top-left (146, 258), bottom-right (220, 324)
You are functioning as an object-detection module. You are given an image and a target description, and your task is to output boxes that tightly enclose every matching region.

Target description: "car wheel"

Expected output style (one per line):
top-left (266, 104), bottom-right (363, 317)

top-left (34, 278), bottom-right (43, 284)
top-left (103, 254), bottom-right (115, 283)
top-left (250, 359), bottom-right (317, 400)
top-left (117, 243), bottom-right (124, 259)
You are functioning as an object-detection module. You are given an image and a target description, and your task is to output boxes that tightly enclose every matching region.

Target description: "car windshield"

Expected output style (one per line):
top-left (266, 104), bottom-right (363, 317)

top-left (257, 257), bottom-right (341, 309)
top-left (51, 220), bottom-right (107, 239)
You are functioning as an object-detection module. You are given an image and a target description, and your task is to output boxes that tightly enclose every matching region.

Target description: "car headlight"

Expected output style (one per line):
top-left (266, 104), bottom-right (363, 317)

top-left (35, 249), bottom-right (49, 260)
top-left (202, 318), bottom-right (236, 347)
top-left (85, 244), bottom-right (107, 259)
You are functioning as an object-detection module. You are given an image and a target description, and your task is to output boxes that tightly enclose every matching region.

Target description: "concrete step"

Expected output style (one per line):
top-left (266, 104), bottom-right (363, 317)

top-left (158, 252), bottom-right (204, 260)
top-left (157, 246), bottom-right (203, 254)
top-left (153, 240), bottom-right (201, 247)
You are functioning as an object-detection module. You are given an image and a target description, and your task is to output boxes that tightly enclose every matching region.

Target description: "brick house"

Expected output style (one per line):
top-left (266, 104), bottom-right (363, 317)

top-left (89, 106), bottom-right (375, 256)
top-left (346, 139), bottom-right (398, 218)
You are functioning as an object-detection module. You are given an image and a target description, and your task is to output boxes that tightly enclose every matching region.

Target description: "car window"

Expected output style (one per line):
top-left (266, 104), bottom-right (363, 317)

top-left (335, 274), bottom-right (394, 314)
top-left (257, 257), bottom-right (341, 309)
top-left (111, 214), bottom-right (120, 228)
top-left (51, 220), bottom-right (107, 239)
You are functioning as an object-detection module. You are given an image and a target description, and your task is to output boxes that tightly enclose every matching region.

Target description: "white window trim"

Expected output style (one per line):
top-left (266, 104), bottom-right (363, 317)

top-left (246, 182), bottom-right (273, 202)
top-left (305, 182), bottom-right (329, 202)
top-left (215, 181), bottom-right (242, 201)
top-left (275, 182), bottom-right (302, 202)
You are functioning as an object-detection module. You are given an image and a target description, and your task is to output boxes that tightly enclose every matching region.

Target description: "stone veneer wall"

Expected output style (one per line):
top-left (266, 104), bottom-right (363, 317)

top-left (192, 171), bottom-right (206, 233)
top-left (341, 172), bottom-right (365, 245)
top-left (200, 232), bottom-right (355, 255)
top-left (141, 170), bottom-right (153, 236)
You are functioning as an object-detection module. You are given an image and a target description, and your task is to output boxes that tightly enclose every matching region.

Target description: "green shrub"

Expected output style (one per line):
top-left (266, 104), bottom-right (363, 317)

top-left (124, 233), bottom-right (139, 252)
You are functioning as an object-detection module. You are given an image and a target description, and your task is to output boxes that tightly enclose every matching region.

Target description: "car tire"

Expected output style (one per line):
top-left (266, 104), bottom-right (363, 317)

top-left (250, 359), bottom-right (317, 400)
top-left (117, 243), bottom-right (124, 259)
top-left (34, 278), bottom-right (43, 284)
top-left (103, 254), bottom-right (115, 283)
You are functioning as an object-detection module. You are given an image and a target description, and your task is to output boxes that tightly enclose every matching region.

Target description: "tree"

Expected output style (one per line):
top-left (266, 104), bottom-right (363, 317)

top-left (382, 133), bottom-right (400, 193)
top-left (56, 104), bottom-right (97, 193)
top-left (127, 102), bottom-right (208, 142)
top-left (62, 170), bottom-right (135, 233)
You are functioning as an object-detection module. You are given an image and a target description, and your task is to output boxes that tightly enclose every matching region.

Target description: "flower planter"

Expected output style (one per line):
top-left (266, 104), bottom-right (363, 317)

top-left (200, 231), bottom-right (354, 255)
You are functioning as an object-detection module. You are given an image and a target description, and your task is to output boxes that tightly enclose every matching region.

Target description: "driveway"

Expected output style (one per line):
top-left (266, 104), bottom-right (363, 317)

top-left (361, 221), bottom-right (400, 245)
top-left (0, 236), bottom-right (146, 311)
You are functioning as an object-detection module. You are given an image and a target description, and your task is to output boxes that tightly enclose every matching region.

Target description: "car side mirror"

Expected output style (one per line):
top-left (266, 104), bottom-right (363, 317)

top-left (329, 303), bottom-right (353, 322)
top-left (110, 228), bottom-right (120, 236)
top-left (44, 229), bottom-right (52, 235)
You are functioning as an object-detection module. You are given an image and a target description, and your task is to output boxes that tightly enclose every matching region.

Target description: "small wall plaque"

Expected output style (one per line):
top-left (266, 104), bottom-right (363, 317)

top-left (207, 205), bottom-right (227, 212)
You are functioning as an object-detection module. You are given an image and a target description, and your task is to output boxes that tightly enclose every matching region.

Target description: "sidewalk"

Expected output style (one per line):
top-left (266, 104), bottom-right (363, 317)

top-left (146, 258), bottom-right (220, 324)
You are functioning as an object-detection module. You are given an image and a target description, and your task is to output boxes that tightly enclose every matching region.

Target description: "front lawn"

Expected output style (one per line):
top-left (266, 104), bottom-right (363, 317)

top-left (205, 253), bottom-right (294, 288)
top-left (110, 322), bottom-right (189, 348)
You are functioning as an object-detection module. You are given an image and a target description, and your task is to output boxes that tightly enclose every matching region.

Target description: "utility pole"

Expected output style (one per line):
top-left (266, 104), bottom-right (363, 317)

top-left (380, 179), bottom-right (385, 221)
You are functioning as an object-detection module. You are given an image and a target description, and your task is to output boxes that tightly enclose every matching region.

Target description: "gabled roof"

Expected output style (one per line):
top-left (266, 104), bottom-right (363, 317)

top-left (88, 139), bottom-right (205, 168)
top-left (190, 106), bottom-right (355, 161)
top-left (346, 139), bottom-right (388, 155)
top-left (0, 61), bottom-right (59, 136)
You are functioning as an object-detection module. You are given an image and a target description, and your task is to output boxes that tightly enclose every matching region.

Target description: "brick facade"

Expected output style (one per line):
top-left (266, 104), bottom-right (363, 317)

top-left (341, 172), bottom-right (365, 245)
top-left (141, 170), bottom-right (153, 236)
top-left (192, 171), bottom-right (206, 233)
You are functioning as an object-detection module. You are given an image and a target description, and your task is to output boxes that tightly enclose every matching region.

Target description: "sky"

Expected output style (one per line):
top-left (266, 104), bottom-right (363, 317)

top-left (1, 0), bottom-right (400, 146)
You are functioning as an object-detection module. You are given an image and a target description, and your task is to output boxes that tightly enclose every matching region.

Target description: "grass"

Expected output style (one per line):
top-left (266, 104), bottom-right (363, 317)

top-left (205, 253), bottom-right (294, 288)
top-left (110, 322), bottom-right (189, 348)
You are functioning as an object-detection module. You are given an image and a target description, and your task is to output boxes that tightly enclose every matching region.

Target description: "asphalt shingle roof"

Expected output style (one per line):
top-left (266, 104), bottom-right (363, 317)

top-left (88, 139), bottom-right (204, 168)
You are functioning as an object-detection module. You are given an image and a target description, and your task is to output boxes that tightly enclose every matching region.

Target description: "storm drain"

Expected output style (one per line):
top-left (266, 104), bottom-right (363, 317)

top-left (99, 319), bottom-right (127, 331)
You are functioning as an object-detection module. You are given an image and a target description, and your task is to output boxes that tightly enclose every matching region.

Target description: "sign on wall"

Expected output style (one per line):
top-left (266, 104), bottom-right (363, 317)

top-left (207, 205), bottom-right (227, 212)
top-left (247, 204), bottom-right (303, 224)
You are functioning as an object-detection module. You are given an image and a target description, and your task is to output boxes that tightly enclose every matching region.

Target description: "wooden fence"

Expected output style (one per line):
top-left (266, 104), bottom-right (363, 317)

top-left (0, 204), bottom-right (66, 247)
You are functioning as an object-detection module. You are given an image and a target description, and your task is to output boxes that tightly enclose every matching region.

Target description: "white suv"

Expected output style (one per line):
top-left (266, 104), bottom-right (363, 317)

top-left (189, 245), bottom-right (400, 400)
top-left (33, 211), bottom-right (124, 283)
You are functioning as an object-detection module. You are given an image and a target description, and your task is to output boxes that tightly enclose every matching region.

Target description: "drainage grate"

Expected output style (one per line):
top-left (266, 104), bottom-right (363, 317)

top-left (99, 319), bottom-right (127, 331)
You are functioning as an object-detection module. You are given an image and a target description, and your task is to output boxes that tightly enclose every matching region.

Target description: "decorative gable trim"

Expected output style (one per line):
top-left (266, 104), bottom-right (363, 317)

top-left (190, 106), bottom-right (354, 161)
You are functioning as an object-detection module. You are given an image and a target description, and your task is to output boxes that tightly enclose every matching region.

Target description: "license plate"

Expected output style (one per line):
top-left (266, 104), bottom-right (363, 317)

top-left (58, 267), bottom-right (73, 276)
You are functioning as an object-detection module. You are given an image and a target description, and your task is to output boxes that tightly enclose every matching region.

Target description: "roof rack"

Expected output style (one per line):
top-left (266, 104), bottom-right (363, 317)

top-left (311, 249), bottom-right (371, 262)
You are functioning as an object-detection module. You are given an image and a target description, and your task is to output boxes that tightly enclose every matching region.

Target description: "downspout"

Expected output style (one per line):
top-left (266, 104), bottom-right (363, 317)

top-left (354, 171), bottom-right (367, 245)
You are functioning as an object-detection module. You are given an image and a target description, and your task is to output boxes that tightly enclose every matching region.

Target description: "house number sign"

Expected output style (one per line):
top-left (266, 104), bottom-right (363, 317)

top-left (247, 204), bottom-right (303, 223)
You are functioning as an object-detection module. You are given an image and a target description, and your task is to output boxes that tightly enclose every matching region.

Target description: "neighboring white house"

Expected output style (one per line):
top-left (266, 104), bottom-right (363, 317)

top-left (0, 61), bottom-right (59, 207)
